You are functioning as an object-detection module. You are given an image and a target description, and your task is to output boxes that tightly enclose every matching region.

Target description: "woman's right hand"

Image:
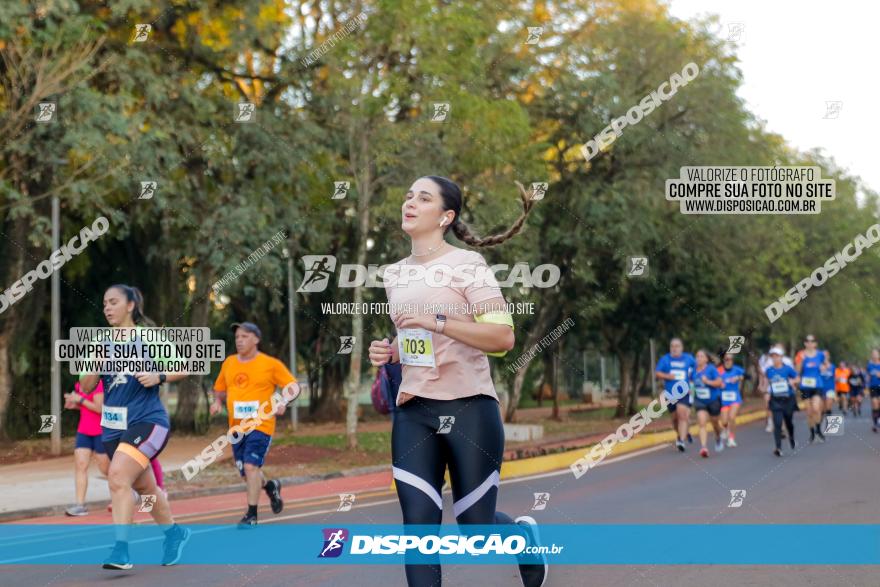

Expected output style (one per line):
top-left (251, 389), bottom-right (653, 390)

top-left (63, 392), bottom-right (78, 410)
top-left (369, 338), bottom-right (393, 366)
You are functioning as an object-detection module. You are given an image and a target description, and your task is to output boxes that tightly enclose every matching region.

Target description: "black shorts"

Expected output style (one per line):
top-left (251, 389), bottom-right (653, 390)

top-left (801, 388), bottom-right (823, 400)
top-left (694, 398), bottom-right (721, 416)
top-left (769, 395), bottom-right (797, 414)
top-left (871, 387), bottom-right (880, 399)
top-left (103, 422), bottom-right (170, 467)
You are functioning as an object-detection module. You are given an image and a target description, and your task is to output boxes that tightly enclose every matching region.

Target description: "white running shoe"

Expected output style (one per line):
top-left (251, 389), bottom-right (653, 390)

top-left (514, 516), bottom-right (548, 587)
top-left (65, 504), bottom-right (88, 516)
top-left (727, 437), bottom-right (737, 448)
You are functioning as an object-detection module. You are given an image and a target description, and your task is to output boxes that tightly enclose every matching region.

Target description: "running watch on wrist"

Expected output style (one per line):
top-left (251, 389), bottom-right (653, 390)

top-left (78, 395), bottom-right (85, 405)
top-left (158, 373), bottom-right (167, 384)
top-left (434, 314), bottom-right (447, 334)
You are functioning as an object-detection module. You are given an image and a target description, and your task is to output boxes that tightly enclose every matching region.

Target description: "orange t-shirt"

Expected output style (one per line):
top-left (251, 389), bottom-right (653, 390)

top-left (213, 352), bottom-right (296, 436)
top-left (383, 247), bottom-right (506, 406)
top-left (835, 367), bottom-right (851, 392)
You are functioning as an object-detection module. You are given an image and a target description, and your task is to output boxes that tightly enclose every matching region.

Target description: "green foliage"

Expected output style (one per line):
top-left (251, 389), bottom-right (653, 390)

top-left (1, 0), bottom-right (878, 436)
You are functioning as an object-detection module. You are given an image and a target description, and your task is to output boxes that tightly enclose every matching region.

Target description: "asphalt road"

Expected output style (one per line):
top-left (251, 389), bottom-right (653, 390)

top-left (3, 410), bottom-right (879, 586)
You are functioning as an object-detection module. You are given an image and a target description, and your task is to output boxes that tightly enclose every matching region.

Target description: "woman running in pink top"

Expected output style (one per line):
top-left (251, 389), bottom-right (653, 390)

top-left (63, 380), bottom-right (110, 516)
top-left (368, 176), bottom-right (547, 587)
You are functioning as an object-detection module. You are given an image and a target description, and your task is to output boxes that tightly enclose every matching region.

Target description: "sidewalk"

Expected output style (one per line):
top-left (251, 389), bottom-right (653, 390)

top-left (0, 436), bottom-right (226, 518)
top-left (0, 399), bottom-right (769, 522)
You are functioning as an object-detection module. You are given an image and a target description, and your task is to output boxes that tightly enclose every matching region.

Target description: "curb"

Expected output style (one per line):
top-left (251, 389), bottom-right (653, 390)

top-left (498, 409), bottom-right (767, 479)
top-left (0, 464), bottom-right (391, 523)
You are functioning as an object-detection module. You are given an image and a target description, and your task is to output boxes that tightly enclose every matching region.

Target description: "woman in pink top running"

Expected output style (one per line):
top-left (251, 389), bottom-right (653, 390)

top-left (63, 380), bottom-right (110, 516)
top-left (368, 176), bottom-right (547, 587)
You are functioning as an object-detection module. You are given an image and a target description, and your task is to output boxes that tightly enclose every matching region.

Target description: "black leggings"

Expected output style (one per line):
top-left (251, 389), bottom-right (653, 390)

top-left (770, 397), bottom-right (796, 449)
top-left (392, 394), bottom-right (515, 586)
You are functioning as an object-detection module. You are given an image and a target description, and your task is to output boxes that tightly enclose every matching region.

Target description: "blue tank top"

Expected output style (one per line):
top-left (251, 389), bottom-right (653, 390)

top-left (99, 330), bottom-right (170, 440)
top-left (694, 364), bottom-right (721, 402)
top-left (867, 362), bottom-right (880, 387)
top-left (820, 358), bottom-right (834, 391)
top-left (766, 365), bottom-right (797, 398)
top-left (799, 351), bottom-right (825, 389)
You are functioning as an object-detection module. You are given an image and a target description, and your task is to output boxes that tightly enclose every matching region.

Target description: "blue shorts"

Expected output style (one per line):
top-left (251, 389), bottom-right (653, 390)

top-left (665, 388), bottom-right (691, 410)
top-left (75, 432), bottom-right (106, 453)
top-left (232, 430), bottom-right (273, 476)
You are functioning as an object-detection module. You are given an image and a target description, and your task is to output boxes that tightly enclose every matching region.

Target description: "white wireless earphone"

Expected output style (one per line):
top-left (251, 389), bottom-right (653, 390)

top-left (439, 217), bottom-right (448, 227)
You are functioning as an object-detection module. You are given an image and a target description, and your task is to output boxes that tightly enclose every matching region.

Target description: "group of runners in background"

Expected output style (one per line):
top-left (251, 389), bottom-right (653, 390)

top-left (656, 335), bottom-right (880, 458)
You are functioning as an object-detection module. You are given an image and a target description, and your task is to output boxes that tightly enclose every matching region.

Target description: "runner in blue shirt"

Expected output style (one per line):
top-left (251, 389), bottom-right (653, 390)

top-left (797, 335), bottom-right (826, 443)
top-left (821, 352), bottom-right (836, 422)
top-left (80, 284), bottom-right (191, 570)
top-left (693, 349), bottom-right (724, 458)
top-left (765, 347), bottom-right (799, 456)
top-left (719, 353), bottom-right (744, 447)
top-left (655, 338), bottom-right (696, 452)
top-left (867, 349), bottom-right (880, 432)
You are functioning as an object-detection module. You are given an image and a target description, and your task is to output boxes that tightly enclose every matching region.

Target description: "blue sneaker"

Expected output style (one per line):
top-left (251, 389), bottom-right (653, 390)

top-left (514, 516), bottom-right (548, 587)
top-left (161, 525), bottom-right (191, 566)
top-left (102, 541), bottom-right (132, 570)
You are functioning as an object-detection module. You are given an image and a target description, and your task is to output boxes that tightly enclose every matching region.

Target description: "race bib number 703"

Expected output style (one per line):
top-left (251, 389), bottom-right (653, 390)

top-left (398, 328), bottom-right (436, 367)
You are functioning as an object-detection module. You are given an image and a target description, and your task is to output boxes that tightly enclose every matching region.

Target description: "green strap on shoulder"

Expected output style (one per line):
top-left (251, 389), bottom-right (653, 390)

top-left (474, 311), bottom-right (514, 357)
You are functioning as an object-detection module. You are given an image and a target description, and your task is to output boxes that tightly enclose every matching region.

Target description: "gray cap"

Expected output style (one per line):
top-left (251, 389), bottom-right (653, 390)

top-left (231, 322), bottom-right (262, 339)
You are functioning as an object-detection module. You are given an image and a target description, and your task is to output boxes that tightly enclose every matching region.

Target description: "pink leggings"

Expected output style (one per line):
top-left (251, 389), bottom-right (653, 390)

top-left (150, 458), bottom-right (164, 490)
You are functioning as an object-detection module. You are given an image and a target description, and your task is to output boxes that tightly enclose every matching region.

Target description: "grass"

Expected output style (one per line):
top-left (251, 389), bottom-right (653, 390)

top-left (272, 430), bottom-right (392, 453)
top-left (516, 396), bottom-right (586, 409)
top-left (567, 406), bottom-right (619, 420)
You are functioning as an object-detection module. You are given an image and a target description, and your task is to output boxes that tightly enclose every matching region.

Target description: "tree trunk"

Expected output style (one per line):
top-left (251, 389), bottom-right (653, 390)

top-left (614, 352), bottom-right (636, 418)
top-left (637, 346), bottom-right (651, 401)
top-left (538, 355), bottom-right (553, 408)
top-left (508, 362), bottom-right (530, 423)
top-left (504, 301), bottom-right (555, 422)
top-left (0, 328), bottom-right (13, 440)
top-left (0, 193), bottom-right (28, 439)
top-left (172, 290), bottom-right (211, 432)
top-left (551, 348), bottom-right (560, 421)
top-left (626, 349), bottom-right (641, 415)
top-left (344, 130), bottom-right (374, 450)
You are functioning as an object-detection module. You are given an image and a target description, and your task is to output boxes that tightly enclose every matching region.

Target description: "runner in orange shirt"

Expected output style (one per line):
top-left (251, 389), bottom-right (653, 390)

top-left (210, 322), bottom-right (300, 528)
top-left (835, 361), bottom-right (852, 413)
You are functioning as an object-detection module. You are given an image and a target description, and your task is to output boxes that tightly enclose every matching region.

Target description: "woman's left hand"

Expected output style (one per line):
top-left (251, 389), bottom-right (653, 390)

top-left (135, 372), bottom-right (161, 387)
top-left (393, 312), bottom-right (436, 332)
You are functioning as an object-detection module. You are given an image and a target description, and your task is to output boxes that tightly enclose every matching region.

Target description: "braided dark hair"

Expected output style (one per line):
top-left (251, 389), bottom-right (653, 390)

top-left (425, 176), bottom-right (536, 248)
top-left (109, 284), bottom-right (155, 326)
